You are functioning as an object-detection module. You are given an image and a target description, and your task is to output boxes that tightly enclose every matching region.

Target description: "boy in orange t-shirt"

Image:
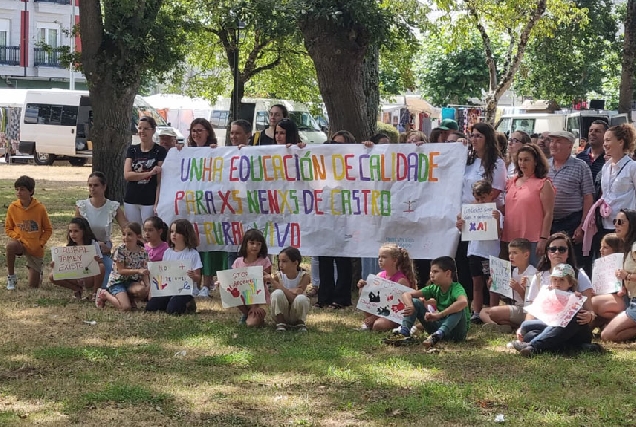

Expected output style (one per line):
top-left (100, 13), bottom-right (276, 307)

top-left (5, 175), bottom-right (53, 289)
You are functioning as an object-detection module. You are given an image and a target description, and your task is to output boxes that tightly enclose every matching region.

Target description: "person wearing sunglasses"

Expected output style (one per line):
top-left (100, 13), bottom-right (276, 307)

top-left (601, 209), bottom-right (636, 342)
top-left (506, 131), bottom-right (531, 179)
top-left (514, 232), bottom-right (597, 353)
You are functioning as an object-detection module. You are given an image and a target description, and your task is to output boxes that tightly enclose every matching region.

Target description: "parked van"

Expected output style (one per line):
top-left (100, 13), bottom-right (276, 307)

top-left (210, 98), bottom-right (327, 145)
top-left (565, 110), bottom-right (628, 145)
top-left (496, 113), bottom-right (566, 136)
top-left (0, 89), bottom-right (182, 165)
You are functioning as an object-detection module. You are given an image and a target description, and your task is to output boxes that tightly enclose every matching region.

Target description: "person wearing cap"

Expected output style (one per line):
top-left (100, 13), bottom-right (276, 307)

top-left (438, 119), bottom-right (459, 142)
top-left (158, 128), bottom-right (177, 151)
top-left (547, 130), bottom-right (594, 272)
top-left (513, 261), bottom-right (595, 356)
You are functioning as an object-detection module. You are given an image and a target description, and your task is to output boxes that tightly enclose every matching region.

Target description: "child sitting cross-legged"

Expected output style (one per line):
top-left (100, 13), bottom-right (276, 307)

top-left (392, 256), bottom-right (470, 347)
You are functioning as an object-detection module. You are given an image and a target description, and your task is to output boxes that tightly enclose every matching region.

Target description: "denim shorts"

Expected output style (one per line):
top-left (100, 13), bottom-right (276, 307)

top-left (109, 281), bottom-right (133, 296)
top-left (625, 298), bottom-right (636, 323)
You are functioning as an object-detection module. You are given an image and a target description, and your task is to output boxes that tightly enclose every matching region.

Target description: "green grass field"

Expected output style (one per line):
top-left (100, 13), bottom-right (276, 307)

top-left (0, 179), bottom-right (635, 426)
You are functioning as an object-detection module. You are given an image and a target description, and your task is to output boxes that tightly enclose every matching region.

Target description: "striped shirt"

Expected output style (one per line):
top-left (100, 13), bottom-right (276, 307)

top-left (548, 156), bottom-right (594, 220)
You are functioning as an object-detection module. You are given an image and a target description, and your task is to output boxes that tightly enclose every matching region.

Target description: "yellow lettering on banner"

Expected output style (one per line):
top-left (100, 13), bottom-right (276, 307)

top-left (271, 155), bottom-right (285, 181)
top-left (185, 190), bottom-right (196, 214)
top-left (213, 157), bottom-right (224, 182)
top-left (203, 222), bottom-right (217, 244)
top-left (332, 155), bottom-right (346, 180)
top-left (331, 190), bottom-right (341, 215)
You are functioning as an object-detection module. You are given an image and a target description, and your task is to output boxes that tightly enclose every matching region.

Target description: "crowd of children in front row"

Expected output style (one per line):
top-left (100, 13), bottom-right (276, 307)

top-left (6, 175), bottom-right (636, 356)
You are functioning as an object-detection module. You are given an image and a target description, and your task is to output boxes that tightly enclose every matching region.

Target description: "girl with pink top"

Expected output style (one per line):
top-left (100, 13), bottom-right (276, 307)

top-left (231, 229), bottom-right (272, 327)
top-left (502, 143), bottom-right (555, 266)
top-left (357, 243), bottom-right (418, 331)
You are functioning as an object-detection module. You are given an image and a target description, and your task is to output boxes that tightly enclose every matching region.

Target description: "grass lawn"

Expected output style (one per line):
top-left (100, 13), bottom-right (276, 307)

top-left (0, 179), bottom-right (635, 426)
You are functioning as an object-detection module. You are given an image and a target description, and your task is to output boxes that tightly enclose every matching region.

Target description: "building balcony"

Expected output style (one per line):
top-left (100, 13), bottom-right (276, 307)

top-left (0, 46), bottom-right (20, 66)
top-left (34, 47), bottom-right (65, 68)
top-left (34, 0), bottom-right (71, 4)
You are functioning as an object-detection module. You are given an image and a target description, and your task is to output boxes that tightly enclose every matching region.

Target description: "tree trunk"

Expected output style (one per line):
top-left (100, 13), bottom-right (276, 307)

top-left (300, 19), bottom-right (372, 142)
top-left (226, 78), bottom-right (246, 145)
top-left (618, 0), bottom-right (636, 121)
top-left (90, 86), bottom-right (137, 202)
top-left (362, 45), bottom-right (380, 137)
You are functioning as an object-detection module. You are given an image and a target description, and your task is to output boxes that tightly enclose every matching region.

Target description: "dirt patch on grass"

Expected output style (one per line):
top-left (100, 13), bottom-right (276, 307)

top-left (0, 164), bottom-right (90, 182)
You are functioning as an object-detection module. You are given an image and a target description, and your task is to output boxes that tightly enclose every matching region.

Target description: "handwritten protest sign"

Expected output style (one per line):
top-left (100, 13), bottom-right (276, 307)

top-left (461, 203), bottom-right (498, 241)
top-left (524, 287), bottom-right (586, 327)
top-left (217, 266), bottom-right (266, 308)
top-left (51, 245), bottom-right (100, 280)
top-left (156, 144), bottom-right (467, 258)
top-left (356, 274), bottom-right (413, 324)
top-left (148, 260), bottom-right (194, 297)
top-left (489, 256), bottom-right (513, 299)
top-left (592, 253), bottom-right (624, 295)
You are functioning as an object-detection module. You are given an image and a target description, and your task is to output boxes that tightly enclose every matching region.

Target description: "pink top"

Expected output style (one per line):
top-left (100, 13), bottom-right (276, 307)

top-left (232, 256), bottom-right (272, 303)
top-left (378, 270), bottom-right (413, 288)
top-left (503, 176), bottom-right (554, 243)
top-left (144, 242), bottom-right (169, 262)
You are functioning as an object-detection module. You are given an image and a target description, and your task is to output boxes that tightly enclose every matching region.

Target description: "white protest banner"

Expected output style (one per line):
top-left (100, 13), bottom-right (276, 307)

top-left (148, 260), bottom-right (195, 297)
top-left (51, 245), bottom-right (100, 280)
top-left (356, 274), bottom-right (414, 324)
top-left (461, 203), bottom-right (498, 241)
top-left (217, 266), bottom-right (266, 308)
top-left (592, 253), bottom-right (623, 295)
top-left (525, 287), bottom-right (586, 327)
top-left (156, 144), bottom-right (467, 258)
top-left (489, 256), bottom-right (513, 299)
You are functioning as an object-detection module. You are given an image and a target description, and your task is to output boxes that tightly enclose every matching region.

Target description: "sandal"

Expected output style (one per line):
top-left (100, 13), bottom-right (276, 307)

top-left (276, 323), bottom-right (287, 332)
top-left (313, 302), bottom-right (325, 308)
top-left (296, 322), bottom-right (307, 332)
top-left (329, 303), bottom-right (344, 309)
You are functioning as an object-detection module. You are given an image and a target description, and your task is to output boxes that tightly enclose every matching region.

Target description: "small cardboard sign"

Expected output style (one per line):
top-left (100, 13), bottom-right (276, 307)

top-left (356, 274), bottom-right (413, 324)
top-left (591, 254), bottom-right (624, 295)
top-left (461, 203), bottom-right (498, 241)
top-left (217, 266), bottom-right (266, 308)
top-left (51, 245), bottom-right (101, 280)
top-left (489, 256), bottom-right (513, 299)
top-left (148, 260), bottom-right (195, 297)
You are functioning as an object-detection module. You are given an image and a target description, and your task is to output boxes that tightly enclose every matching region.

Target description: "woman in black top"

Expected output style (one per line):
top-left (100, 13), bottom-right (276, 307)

top-left (252, 104), bottom-right (288, 146)
top-left (123, 116), bottom-right (167, 224)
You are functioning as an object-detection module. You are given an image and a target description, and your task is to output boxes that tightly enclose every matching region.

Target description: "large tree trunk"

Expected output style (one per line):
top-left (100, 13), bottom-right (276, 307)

top-left (300, 19), bottom-right (372, 142)
top-left (618, 0), bottom-right (636, 121)
top-left (362, 45), bottom-right (380, 137)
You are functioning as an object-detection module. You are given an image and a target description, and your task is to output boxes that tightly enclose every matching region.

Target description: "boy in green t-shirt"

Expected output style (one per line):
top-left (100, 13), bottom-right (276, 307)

top-left (396, 256), bottom-right (470, 347)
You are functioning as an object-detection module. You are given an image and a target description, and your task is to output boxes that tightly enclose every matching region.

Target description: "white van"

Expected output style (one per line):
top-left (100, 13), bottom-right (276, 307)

top-left (0, 89), bottom-right (182, 165)
top-left (496, 113), bottom-right (566, 136)
top-left (210, 98), bottom-right (327, 145)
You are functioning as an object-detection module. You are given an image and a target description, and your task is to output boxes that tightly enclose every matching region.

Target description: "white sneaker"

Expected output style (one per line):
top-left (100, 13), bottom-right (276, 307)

top-left (192, 286), bottom-right (199, 297)
top-left (197, 286), bottom-right (210, 298)
top-left (7, 275), bottom-right (17, 290)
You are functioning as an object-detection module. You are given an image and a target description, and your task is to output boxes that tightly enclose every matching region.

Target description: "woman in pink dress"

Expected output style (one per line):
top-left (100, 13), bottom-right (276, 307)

top-left (502, 144), bottom-right (556, 266)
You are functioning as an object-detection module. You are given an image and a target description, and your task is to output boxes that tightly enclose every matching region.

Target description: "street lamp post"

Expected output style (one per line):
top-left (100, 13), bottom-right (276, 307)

top-left (231, 19), bottom-right (246, 123)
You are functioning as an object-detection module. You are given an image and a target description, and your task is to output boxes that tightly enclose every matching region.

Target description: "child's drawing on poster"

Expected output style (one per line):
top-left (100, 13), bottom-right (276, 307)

top-left (489, 256), bottom-right (513, 299)
top-left (592, 253), bottom-right (624, 295)
top-left (524, 287), bottom-right (586, 327)
top-left (217, 266), bottom-right (266, 308)
top-left (356, 274), bottom-right (413, 324)
top-left (148, 260), bottom-right (194, 297)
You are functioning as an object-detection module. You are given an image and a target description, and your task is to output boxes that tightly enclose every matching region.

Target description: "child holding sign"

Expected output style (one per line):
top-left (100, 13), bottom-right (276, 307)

top-left (265, 247), bottom-right (311, 332)
top-left (49, 218), bottom-right (104, 300)
top-left (480, 239), bottom-right (536, 332)
top-left (231, 229), bottom-right (271, 327)
top-left (146, 219), bottom-right (201, 315)
top-left (513, 264), bottom-right (593, 356)
top-left (393, 256), bottom-right (469, 348)
top-left (96, 223), bottom-right (149, 311)
top-left (357, 243), bottom-right (417, 331)
top-left (456, 180), bottom-right (502, 323)
top-left (591, 233), bottom-right (627, 324)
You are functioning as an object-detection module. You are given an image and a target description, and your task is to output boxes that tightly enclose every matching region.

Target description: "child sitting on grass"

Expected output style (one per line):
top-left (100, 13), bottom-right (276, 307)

top-left (391, 256), bottom-right (469, 347)
top-left (480, 238), bottom-right (537, 332)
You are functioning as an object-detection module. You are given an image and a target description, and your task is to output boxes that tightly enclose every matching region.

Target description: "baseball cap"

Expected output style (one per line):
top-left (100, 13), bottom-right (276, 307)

top-left (548, 131), bottom-right (575, 144)
top-left (158, 128), bottom-right (177, 137)
top-left (438, 119), bottom-right (459, 131)
top-left (550, 263), bottom-right (575, 278)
